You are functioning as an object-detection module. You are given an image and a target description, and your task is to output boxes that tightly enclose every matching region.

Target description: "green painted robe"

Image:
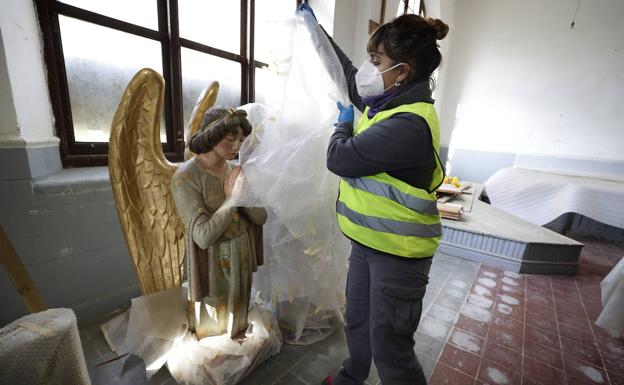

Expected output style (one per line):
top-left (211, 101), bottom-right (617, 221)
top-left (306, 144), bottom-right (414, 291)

top-left (171, 158), bottom-right (267, 338)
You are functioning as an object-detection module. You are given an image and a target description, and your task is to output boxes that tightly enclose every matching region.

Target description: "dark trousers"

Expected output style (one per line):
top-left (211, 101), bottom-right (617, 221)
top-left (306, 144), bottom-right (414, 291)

top-left (335, 242), bottom-right (432, 385)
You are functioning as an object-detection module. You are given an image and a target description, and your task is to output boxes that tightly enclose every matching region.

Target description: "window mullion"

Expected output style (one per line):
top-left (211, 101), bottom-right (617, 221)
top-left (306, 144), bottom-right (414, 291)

top-left (166, 0), bottom-right (185, 158)
top-left (240, 0), bottom-right (249, 105)
top-left (55, 2), bottom-right (163, 41)
top-left (157, 0), bottom-right (174, 157)
top-left (248, 0), bottom-right (255, 103)
top-left (35, 0), bottom-right (77, 165)
top-left (178, 39), bottom-right (245, 63)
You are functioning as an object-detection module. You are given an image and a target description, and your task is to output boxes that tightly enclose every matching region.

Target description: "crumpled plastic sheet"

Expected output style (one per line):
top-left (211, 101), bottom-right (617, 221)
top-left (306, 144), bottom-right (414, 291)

top-left (121, 287), bottom-right (282, 385)
top-left (595, 257), bottom-right (624, 338)
top-left (0, 308), bottom-right (91, 385)
top-left (231, 9), bottom-right (351, 344)
top-left (484, 167), bottom-right (624, 229)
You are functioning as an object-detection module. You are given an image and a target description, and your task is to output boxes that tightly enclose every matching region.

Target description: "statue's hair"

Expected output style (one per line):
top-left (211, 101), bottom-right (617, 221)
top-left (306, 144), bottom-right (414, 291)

top-left (189, 106), bottom-right (252, 154)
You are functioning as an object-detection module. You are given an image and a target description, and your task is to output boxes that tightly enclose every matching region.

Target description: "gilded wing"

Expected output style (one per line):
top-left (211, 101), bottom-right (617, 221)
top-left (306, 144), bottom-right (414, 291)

top-left (184, 81), bottom-right (220, 160)
top-left (109, 68), bottom-right (185, 294)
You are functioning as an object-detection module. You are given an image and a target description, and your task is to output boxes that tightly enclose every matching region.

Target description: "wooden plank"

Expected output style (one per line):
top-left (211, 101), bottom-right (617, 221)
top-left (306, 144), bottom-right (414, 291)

top-left (0, 226), bottom-right (47, 313)
top-left (438, 202), bottom-right (463, 220)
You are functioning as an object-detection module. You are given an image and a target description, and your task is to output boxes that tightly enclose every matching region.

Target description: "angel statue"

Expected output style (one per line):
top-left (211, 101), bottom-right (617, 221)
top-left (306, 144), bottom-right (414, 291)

top-left (108, 68), bottom-right (267, 341)
top-left (171, 107), bottom-right (267, 339)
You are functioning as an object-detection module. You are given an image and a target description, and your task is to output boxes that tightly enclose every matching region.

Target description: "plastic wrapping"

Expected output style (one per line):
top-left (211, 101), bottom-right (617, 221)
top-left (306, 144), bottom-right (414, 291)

top-left (0, 308), bottom-right (91, 385)
top-left (231, 10), bottom-right (351, 344)
top-left (123, 288), bottom-right (188, 376)
top-left (595, 257), bottom-right (624, 338)
top-left (120, 287), bottom-right (282, 385)
top-left (484, 167), bottom-right (624, 228)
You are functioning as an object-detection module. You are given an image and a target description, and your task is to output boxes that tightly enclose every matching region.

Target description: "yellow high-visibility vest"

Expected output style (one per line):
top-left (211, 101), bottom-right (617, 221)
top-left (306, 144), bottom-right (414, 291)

top-left (336, 102), bottom-right (445, 258)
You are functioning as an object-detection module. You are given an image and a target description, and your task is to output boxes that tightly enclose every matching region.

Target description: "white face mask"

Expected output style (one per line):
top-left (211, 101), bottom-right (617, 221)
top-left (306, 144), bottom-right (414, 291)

top-left (355, 60), bottom-right (405, 97)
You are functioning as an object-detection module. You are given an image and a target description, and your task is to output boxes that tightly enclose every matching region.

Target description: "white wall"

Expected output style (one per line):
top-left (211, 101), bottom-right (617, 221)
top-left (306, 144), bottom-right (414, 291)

top-left (309, 0), bottom-right (336, 35)
top-left (331, 0), bottom-right (358, 60)
top-left (332, 0), bottom-right (401, 66)
top-left (438, 0), bottom-right (624, 161)
top-left (331, 0), bottom-right (373, 65)
top-left (0, 32), bottom-right (19, 141)
top-left (423, 0), bottom-right (457, 148)
top-left (0, 0), bottom-right (58, 148)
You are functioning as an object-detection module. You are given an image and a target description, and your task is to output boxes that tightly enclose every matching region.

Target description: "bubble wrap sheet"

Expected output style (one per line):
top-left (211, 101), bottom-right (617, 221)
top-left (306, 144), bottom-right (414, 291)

top-left (0, 308), bottom-right (91, 385)
top-left (231, 10), bottom-right (351, 344)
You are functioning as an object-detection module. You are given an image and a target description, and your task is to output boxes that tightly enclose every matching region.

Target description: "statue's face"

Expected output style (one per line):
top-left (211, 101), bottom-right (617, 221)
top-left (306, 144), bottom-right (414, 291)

top-left (213, 127), bottom-right (245, 161)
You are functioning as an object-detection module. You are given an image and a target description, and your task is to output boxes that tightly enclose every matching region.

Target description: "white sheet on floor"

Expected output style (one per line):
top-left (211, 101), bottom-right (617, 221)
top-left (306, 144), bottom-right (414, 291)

top-left (0, 308), bottom-right (91, 385)
top-left (120, 287), bottom-right (282, 385)
top-left (484, 167), bottom-right (624, 228)
top-left (596, 257), bottom-right (624, 338)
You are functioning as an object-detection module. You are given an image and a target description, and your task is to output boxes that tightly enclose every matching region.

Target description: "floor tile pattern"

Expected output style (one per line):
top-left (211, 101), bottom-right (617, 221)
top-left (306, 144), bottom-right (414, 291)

top-left (429, 235), bottom-right (624, 385)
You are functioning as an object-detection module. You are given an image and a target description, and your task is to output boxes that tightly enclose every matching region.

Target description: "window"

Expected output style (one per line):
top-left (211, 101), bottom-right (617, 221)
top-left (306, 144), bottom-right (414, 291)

top-left (35, 0), bottom-right (268, 167)
top-left (399, 0), bottom-right (427, 16)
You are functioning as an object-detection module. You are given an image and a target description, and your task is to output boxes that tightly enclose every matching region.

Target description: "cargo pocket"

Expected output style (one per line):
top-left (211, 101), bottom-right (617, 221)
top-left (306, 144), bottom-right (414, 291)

top-left (376, 280), bottom-right (426, 336)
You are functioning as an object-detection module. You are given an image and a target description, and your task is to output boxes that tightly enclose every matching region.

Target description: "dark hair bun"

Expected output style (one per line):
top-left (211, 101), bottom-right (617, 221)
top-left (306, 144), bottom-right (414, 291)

top-left (427, 18), bottom-right (449, 40)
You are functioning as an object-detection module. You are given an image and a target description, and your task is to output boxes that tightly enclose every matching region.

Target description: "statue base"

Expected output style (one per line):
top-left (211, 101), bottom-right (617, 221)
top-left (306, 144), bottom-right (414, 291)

top-left (101, 287), bottom-right (282, 385)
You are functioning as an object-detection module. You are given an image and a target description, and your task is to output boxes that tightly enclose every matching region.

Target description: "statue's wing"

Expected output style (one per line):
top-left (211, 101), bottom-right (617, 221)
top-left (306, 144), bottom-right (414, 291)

top-left (109, 68), bottom-right (185, 294)
top-left (184, 81), bottom-right (220, 160)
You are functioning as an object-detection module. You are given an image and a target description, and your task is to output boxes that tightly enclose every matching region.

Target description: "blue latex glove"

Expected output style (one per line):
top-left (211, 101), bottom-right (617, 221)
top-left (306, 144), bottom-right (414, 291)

top-left (298, 2), bottom-right (317, 21)
top-left (336, 102), bottom-right (354, 126)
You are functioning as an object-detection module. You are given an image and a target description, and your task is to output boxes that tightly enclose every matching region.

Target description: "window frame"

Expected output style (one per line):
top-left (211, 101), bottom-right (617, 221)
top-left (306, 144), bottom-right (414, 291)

top-left (401, 0), bottom-right (427, 16)
top-left (35, 0), bottom-right (263, 167)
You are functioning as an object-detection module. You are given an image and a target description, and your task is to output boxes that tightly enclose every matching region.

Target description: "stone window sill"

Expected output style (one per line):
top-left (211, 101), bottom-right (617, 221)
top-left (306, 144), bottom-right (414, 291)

top-left (32, 167), bottom-right (111, 195)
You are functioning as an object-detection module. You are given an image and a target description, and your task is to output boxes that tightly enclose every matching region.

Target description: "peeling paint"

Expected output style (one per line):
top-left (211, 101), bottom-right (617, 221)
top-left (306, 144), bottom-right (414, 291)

top-left (502, 277), bottom-right (519, 286)
top-left (473, 285), bottom-right (492, 297)
top-left (581, 365), bottom-right (604, 383)
top-left (478, 277), bottom-right (497, 288)
top-left (451, 330), bottom-right (481, 353)
top-left (486, 367), bottom-right (510, 384)
top-left (497, 303), bottom-right (513, 315)
top-left (500, 295), bottom-right (520, 305)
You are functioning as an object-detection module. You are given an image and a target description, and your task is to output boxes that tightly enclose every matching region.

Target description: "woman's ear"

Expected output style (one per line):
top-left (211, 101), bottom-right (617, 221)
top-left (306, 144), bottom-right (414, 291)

top-left (399, 63), bottom-right (411, 83)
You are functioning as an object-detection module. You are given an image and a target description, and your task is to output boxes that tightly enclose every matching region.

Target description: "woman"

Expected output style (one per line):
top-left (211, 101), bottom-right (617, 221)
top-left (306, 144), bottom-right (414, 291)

top-left (171, 107), bottom-right (267, 340)
top-left (311, 9), bottom-right (449, 385)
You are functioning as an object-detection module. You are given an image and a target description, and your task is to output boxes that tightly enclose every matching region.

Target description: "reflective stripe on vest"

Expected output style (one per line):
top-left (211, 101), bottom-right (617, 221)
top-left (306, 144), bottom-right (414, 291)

top-left (342, 176), bottom-right (438, 215)
top-left (336, 102), bottom-right (444, 258)
top-left (336, 201), bottom-right (442, 237)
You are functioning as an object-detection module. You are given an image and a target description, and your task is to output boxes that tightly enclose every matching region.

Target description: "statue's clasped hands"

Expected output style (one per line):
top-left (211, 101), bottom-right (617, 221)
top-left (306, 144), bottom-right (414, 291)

top-left (224, 166), bottom-right (245, 201)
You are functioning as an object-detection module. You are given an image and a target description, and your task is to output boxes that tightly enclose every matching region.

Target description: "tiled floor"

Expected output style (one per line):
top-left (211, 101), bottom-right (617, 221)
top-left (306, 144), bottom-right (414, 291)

top-left (429, 235), bottom-right (624, 385)
top-left (80, 236), bottom-right (624, 385)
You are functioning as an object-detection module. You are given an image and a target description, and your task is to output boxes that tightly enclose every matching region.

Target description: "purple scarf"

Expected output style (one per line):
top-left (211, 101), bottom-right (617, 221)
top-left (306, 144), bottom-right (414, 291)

top-left (361, 87), bottom-right (404, 118)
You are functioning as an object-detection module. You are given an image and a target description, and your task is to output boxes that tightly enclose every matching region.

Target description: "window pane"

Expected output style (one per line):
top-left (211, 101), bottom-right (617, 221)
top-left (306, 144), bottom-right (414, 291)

top-left (255, 0), bottom-right (294, 64)
top-left (181, 48), bottom-right (242, 131)
top-left (254, 66), bottom-right (277, 106)
top-left (60, 16), bottom-right (165, 142)
top-left (178, 0), bottom-right (240, 54)
top-left (61, 0), bottom-right (158, 30)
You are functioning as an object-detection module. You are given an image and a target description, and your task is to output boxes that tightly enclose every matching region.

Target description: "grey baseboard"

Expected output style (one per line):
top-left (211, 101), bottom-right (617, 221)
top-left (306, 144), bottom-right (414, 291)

top-left (440, 227), bottom-right (581, 275)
